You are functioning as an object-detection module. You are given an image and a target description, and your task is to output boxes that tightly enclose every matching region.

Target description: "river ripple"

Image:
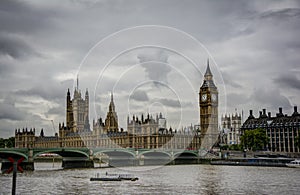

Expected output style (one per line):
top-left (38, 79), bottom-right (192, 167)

top-left (1, 163), bottom-right (300, 194)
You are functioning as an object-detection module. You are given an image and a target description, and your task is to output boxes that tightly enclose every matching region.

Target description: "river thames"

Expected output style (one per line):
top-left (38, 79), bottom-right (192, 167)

top-left (1, 163), bottom-right (300, 194)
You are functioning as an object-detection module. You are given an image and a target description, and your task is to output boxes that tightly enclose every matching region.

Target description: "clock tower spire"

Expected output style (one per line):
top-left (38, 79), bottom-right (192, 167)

top-left (199, 59), bottom-right (219, 150)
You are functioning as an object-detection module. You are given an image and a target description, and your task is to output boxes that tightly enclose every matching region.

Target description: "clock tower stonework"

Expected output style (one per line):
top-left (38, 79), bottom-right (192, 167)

top-left (199, 60), bottom-right (219, 150)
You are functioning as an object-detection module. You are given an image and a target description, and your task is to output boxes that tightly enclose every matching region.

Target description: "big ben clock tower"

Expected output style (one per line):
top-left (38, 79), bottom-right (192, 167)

top-left (199, 59), bottom-right (219, 150)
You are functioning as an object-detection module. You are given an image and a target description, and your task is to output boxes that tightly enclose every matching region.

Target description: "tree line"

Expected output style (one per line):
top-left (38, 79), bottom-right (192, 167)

top-left (0, 137), bottom-right (15, 148)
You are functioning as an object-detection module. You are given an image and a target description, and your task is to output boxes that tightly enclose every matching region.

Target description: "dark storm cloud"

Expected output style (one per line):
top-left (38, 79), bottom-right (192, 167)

top-left (0, 103), bottom-right (25, 121)
top-left (14, 84), bottom-right (66, 102)
top-left (137, 50), bottom-right (171, 85)
top-left (221, 71), bottom-right (242, 89)
top-left (251, 87), bottom-right (292, 110)
top-left (130, 90), bottom-right (149, 102)
top-left (259, 8), bottom-right (300, 20)
top-left (129, 93), bottom-right (183, 108)
top-left (0, 33), bottom-right (39, 59)
top-left (0, 60), bottom-right (13, 76)
top-left (0, 96), bottom-right (26, 121)
top-left (129, 91), bottom-right (192, 108)
top-left (274, 74), bottom-right (300, 91)
top-left (226, 93), bottom-right (249, 108)
top-left (228, 7), bottom-right (300, 49)
top-left (0, 0), bottom-right (93, 58)
top-left (47, 106), bottom-right (64, 116)
top-left (154, 98), bottom-right (181, 108)
top-left (0, 0), bottom-right (62, 34)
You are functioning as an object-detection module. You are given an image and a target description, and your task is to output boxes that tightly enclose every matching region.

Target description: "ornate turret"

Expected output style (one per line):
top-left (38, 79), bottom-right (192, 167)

top-left (62, 77), bottom-right (90, 133)
top-left (66, 88), bottom-right (73, 129)
top-left (105, 92), bottom-right (118, 132)
top-left (109, 92), bottom-right (115, 112)
top-left (85, 88), bottom-right (89, 99)
top-left (67, 88), bottom-right (70, 97)
top-left (84, 88), bottom-right (89, 131)
top-left (292, 106), bottom-right (299, 116)
top-left (201, 59), bottom-right (216, 88)
top-left (40, 129), bottom-right (44, 137)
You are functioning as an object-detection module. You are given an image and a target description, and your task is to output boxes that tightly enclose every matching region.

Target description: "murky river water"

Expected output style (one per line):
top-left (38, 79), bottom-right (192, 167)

top-left (0, 162), bottom-right (300, 194)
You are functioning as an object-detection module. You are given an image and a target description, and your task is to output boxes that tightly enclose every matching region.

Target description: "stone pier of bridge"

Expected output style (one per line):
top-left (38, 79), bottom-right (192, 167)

top-left (1, 148), bottom-right (95, 171)
top-left (0, 149), bottom-right (34, 172)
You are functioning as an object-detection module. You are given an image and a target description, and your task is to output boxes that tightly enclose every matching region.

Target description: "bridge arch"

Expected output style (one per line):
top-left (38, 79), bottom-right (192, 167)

top-left (93, 149), bottom-right (136, 167)
top-left (0, 150), bottom-right (28, 160)
top-left (139, 150), bottom-right (171, 158)
top-left (93, 149), bottom-right (136, 158)
top-left (173, 151), bottom-right (198, 158)
top-left (33, 148), bottom-right (89, 159)
top-left (173, 151), bottom-right (199, 165)
top-left (138, 150), bottom-right (172, 166)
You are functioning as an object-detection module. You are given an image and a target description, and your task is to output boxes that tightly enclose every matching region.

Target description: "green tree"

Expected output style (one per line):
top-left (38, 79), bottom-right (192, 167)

top-left (0, 138), bottom-right (4, 148)
top-left (0, 137), bottom-right (15, 148)
top-left (229, 144), bottom-right (241, 151)
top-left (240, 128), bottom-right (269, 151)
top-left (7, 137), bottom-right (15, 148)
top-left (220, 144), bottom-right (229, 150)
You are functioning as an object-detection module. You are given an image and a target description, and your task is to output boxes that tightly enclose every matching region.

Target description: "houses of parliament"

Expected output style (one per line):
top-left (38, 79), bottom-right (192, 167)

top-left (15, 61), bottom-right (219, 151)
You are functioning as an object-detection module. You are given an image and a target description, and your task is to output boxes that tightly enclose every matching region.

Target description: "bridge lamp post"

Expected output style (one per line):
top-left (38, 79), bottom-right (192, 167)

top-left (99, 156), bottom-right (101, 168)
top-left (135, 149), bottom-right (139, 166)
top-left (219, 143), bottom-right (225, 159)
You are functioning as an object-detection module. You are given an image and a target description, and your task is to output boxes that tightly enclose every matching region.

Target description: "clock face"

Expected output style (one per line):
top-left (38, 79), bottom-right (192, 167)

top-left (201, 94), bottom-right (207, 101)
top-left (212, 94), bottom-right (217, 102)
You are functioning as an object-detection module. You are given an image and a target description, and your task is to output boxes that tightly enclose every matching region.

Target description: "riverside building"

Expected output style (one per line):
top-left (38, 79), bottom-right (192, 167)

top-left (241, 107), bottom-right (300, 153)
top-left (221, 113), bottom-right (242, 145)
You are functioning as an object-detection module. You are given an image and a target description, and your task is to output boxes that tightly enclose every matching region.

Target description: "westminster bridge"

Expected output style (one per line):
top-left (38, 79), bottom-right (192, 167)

top-left (0, 147), bottom-right (206, 171)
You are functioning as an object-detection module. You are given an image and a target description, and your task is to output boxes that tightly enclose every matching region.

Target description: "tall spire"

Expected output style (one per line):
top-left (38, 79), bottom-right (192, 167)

top-left (109, 92), bottom-right (115, 112)
top-left (201, 58), bottom-right (216, 88)
top-left (204, 58), bottom-right (212, 79)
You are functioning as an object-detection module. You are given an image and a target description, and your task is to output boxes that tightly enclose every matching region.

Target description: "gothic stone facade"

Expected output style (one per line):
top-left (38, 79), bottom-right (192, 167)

top-left (15, 60), bottom-right (216, 151)
top-left (15, 95), bottom-right (201, 150)
top-left (66, 86), bottom-right (90, 133)
top-left (221, 113), bottom-right (242, 145)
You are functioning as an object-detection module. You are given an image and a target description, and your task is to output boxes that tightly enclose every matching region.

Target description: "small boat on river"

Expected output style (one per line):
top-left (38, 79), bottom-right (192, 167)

top-left (286, 159), bottom-right (300, 168)
top-left (90, 177), bottom-right (121, 181)
top-left (90, 172), bottom-right (139, 181)
top-left (118, 173), bottom-right (139, 181)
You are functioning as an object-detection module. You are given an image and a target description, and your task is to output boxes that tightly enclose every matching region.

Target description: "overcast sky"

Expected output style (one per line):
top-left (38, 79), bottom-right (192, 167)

top-left (0, 0), bottom-right (300, 138)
